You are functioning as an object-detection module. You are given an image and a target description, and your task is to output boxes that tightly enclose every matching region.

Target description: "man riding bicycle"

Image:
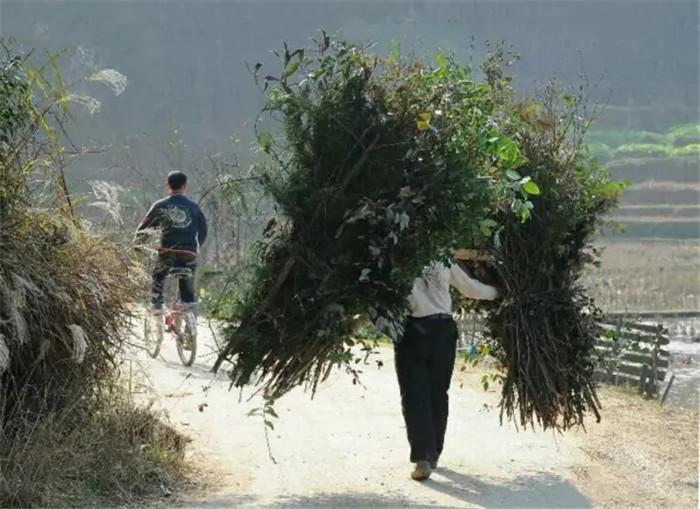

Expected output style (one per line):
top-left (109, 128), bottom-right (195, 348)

top-left (136, 171), bottom-right (207, 314)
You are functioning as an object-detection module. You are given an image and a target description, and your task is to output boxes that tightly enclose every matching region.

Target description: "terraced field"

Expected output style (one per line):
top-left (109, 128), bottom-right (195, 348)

top-left (584, 132), bottom-right (699, 310)
top-left (605, 155), bottom-right (700, 240)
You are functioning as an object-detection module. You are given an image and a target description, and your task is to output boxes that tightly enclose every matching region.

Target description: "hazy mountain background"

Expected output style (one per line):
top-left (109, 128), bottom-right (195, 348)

top-left (1, 1), bottom-right (698, 240)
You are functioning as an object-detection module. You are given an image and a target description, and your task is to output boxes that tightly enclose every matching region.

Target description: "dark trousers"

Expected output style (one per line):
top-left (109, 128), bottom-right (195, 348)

top-left (394, 315), bottom-right (458, 463)
top-left (151, 252), bottom-right (197, 307)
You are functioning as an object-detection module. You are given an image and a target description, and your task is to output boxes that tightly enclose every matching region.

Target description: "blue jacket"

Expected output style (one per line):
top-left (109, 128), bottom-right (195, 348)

top-left (137, 194), bottom-right (207, 254)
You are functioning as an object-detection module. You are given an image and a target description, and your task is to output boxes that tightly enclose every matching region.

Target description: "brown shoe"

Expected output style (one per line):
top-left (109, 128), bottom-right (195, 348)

top-left (411, 460), bottom-right (432, 481)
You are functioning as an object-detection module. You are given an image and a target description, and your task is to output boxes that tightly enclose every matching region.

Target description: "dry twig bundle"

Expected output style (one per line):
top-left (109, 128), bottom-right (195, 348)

top-left (473, 81), bottom-right (625, 430)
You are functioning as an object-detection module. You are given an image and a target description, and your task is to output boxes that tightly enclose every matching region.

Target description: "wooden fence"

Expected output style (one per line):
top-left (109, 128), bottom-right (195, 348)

top-left (595, 318), bottom-right (670, 398)
top-left (454, 311), bottom-right (674, 399)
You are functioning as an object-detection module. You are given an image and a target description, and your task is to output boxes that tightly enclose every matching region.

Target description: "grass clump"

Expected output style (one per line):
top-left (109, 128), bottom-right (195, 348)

top-left (0, 390), bottom-right (186, 507)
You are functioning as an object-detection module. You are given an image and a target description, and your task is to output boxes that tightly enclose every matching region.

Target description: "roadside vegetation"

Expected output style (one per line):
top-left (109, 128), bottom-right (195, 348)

top-left (0, 43), bottom-right (189, 507)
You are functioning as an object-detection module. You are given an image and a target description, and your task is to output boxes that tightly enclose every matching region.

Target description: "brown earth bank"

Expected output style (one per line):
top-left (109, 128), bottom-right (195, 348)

top-left (567, 386), bottom-right (698, 509)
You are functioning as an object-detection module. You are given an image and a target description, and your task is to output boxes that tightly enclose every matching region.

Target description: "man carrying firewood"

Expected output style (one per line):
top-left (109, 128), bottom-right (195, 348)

top-left (395, 250), bottom-right (499, 481)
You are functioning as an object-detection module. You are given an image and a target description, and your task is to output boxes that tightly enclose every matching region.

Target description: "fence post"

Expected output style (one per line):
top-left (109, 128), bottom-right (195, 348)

top-left (649, 323), bottom-right (663, 397)
top-left (639, 363), bottom-right (648, 396)
top-left (660, 374), bottom-right (676, 406)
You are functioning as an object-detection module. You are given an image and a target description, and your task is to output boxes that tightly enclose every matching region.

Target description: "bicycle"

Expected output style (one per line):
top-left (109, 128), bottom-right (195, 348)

top-left (144, 267), bottom-right (198, 366)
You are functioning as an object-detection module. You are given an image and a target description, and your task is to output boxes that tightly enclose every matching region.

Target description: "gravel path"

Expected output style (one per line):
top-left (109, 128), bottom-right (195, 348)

top-left (131, 322), bottom-right (697, 509)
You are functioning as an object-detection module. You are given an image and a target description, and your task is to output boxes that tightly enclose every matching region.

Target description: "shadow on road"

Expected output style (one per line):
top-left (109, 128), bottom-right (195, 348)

top-left (214, 467), bottom-right (591, 508)
top-left (261, 492), bottom-right (442, 508)
top-left (424, 467), bottom-right (591, 508)
top-left (161, 358), bottom-right (220, 378)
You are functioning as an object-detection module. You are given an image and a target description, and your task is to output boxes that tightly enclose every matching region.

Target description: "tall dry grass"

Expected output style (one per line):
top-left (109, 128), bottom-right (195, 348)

top-left (0, 210), bottom-right (193, 507)
top-left (0, 45), bottom-right (191, 507)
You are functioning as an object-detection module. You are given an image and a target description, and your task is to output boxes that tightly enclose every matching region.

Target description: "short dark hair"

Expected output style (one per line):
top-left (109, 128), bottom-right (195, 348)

top-left (167, 171), bottom-right (187, 191)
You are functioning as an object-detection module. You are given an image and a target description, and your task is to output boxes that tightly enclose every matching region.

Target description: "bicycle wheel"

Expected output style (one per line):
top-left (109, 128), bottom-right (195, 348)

top-left (144, 311), bottom-right (164, 358)
top-left (175, 310), bottom-right (197, 367)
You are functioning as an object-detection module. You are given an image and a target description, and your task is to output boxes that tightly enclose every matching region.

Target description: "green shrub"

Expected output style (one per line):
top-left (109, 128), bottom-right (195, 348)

top-left (668, 123), bottom-right (700, 147)
top-left (586, 129), bottom-right (666, 148)
top-left (585, 142), bottom-right (613, 159)
top-left (670, 143), bottom-right (700, 157)
top-left (615, 143), bottom-right (671, 157)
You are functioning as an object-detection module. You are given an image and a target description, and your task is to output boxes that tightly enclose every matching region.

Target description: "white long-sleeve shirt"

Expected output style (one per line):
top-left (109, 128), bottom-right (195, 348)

top-left (407, 262), bottom-right (498, 318)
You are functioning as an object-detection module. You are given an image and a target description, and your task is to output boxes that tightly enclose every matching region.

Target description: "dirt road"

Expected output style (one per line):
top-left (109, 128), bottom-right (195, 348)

top-left (132, 323), bottom-right (698, 509)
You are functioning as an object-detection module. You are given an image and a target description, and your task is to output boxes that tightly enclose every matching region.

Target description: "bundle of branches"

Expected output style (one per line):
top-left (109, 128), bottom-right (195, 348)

top-left (0, 46), bottom-right (142, 435)
top-left (475, 79), bottom-right (626, 430)
top-left (213, 37), bottom-right (534, 399)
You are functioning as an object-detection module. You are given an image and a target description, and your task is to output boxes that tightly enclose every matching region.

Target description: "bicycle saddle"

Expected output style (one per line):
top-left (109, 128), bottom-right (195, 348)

top-left (168, 267), bottom-right (193, 277)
